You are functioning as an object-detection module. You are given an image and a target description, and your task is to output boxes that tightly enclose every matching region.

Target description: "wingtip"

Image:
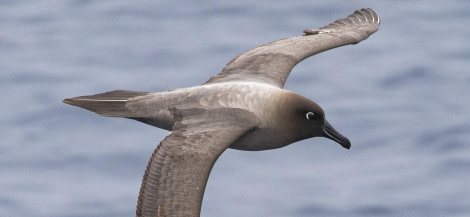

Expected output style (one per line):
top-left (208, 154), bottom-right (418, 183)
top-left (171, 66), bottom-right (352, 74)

top-left (354, 8), bottom-right (380, 25)
top-left (304, 8), bottom-right (380, 36)
top-left (343, 8), bottom-right (380, 26)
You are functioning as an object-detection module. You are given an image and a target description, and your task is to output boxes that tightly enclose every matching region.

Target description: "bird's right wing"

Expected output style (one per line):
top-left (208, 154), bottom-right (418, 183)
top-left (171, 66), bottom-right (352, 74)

top-left (136, 107), bottom-right (259, 217)
top-left (204, 8), bottom-right (380, 88)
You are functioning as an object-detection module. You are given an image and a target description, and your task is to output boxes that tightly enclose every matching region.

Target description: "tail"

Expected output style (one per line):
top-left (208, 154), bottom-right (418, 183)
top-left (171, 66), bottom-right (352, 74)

top-left (63, 90), bottom-right (149, 117)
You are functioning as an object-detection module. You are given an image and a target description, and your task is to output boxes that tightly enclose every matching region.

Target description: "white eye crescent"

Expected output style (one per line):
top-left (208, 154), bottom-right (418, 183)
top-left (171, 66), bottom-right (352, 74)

top-left (306, 112), bottom-right (315, 120)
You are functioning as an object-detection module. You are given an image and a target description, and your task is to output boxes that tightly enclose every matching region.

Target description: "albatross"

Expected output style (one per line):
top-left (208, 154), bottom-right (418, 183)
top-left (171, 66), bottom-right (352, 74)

top-left (64, 8), bottom-right (380, 217)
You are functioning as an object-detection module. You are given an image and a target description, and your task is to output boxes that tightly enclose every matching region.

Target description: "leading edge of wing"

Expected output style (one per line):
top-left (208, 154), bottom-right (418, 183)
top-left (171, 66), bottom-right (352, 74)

top-left (203, 8), bottom-right (380, 88)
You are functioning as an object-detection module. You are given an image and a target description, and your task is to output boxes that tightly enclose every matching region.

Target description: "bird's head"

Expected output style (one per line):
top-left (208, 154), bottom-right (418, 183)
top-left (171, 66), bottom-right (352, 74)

top-left (283, 93), bottom-right (351, 149)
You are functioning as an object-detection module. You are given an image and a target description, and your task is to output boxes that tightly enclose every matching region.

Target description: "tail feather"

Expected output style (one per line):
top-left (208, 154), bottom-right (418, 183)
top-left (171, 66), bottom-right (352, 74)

top-left (63, 90), bottom-right (149, 117)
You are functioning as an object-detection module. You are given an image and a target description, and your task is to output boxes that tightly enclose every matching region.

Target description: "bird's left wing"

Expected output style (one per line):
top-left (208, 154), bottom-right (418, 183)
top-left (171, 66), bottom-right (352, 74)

top-left (204, 8), bottom-right (380, 88)
top-left (136, 107), bottom-right (259, 217)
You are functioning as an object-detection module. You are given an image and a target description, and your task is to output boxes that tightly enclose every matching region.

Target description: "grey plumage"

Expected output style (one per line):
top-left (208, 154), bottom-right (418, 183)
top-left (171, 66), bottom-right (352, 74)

top-left (204, 8), bottom-right (379, 88)
top-left (64, 8), bottom-right (379, 217)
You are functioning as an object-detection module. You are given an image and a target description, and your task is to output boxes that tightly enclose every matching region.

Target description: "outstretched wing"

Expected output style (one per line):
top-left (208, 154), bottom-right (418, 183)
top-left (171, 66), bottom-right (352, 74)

top-left (136, 107), bottom-right (259, 217)
top-left (204, 8), bottom-right (380, 88)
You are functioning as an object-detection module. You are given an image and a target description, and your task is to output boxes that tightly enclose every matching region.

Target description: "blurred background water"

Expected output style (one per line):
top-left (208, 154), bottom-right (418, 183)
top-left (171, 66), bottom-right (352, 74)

top-left (1, 0), bottom-right (469, 216)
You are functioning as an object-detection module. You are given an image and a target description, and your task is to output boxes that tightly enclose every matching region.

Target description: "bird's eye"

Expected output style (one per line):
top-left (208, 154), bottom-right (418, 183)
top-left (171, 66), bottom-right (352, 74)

top-left (306, 112), bottom-right (315, 120)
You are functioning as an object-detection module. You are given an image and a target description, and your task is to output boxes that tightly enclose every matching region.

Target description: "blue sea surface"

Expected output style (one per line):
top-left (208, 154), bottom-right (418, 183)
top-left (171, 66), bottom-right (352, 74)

top-left (1, 0), bottom-right (469, 216)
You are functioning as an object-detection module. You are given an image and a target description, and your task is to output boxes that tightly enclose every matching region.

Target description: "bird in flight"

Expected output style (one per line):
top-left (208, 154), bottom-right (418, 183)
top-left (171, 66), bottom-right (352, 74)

top-left (64, 8), bottom-right (379, 217)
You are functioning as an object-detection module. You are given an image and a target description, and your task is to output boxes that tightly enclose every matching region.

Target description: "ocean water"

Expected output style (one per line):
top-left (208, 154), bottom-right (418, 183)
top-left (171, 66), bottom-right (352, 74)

top-left (1, 0), bottom-right (469, 216)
